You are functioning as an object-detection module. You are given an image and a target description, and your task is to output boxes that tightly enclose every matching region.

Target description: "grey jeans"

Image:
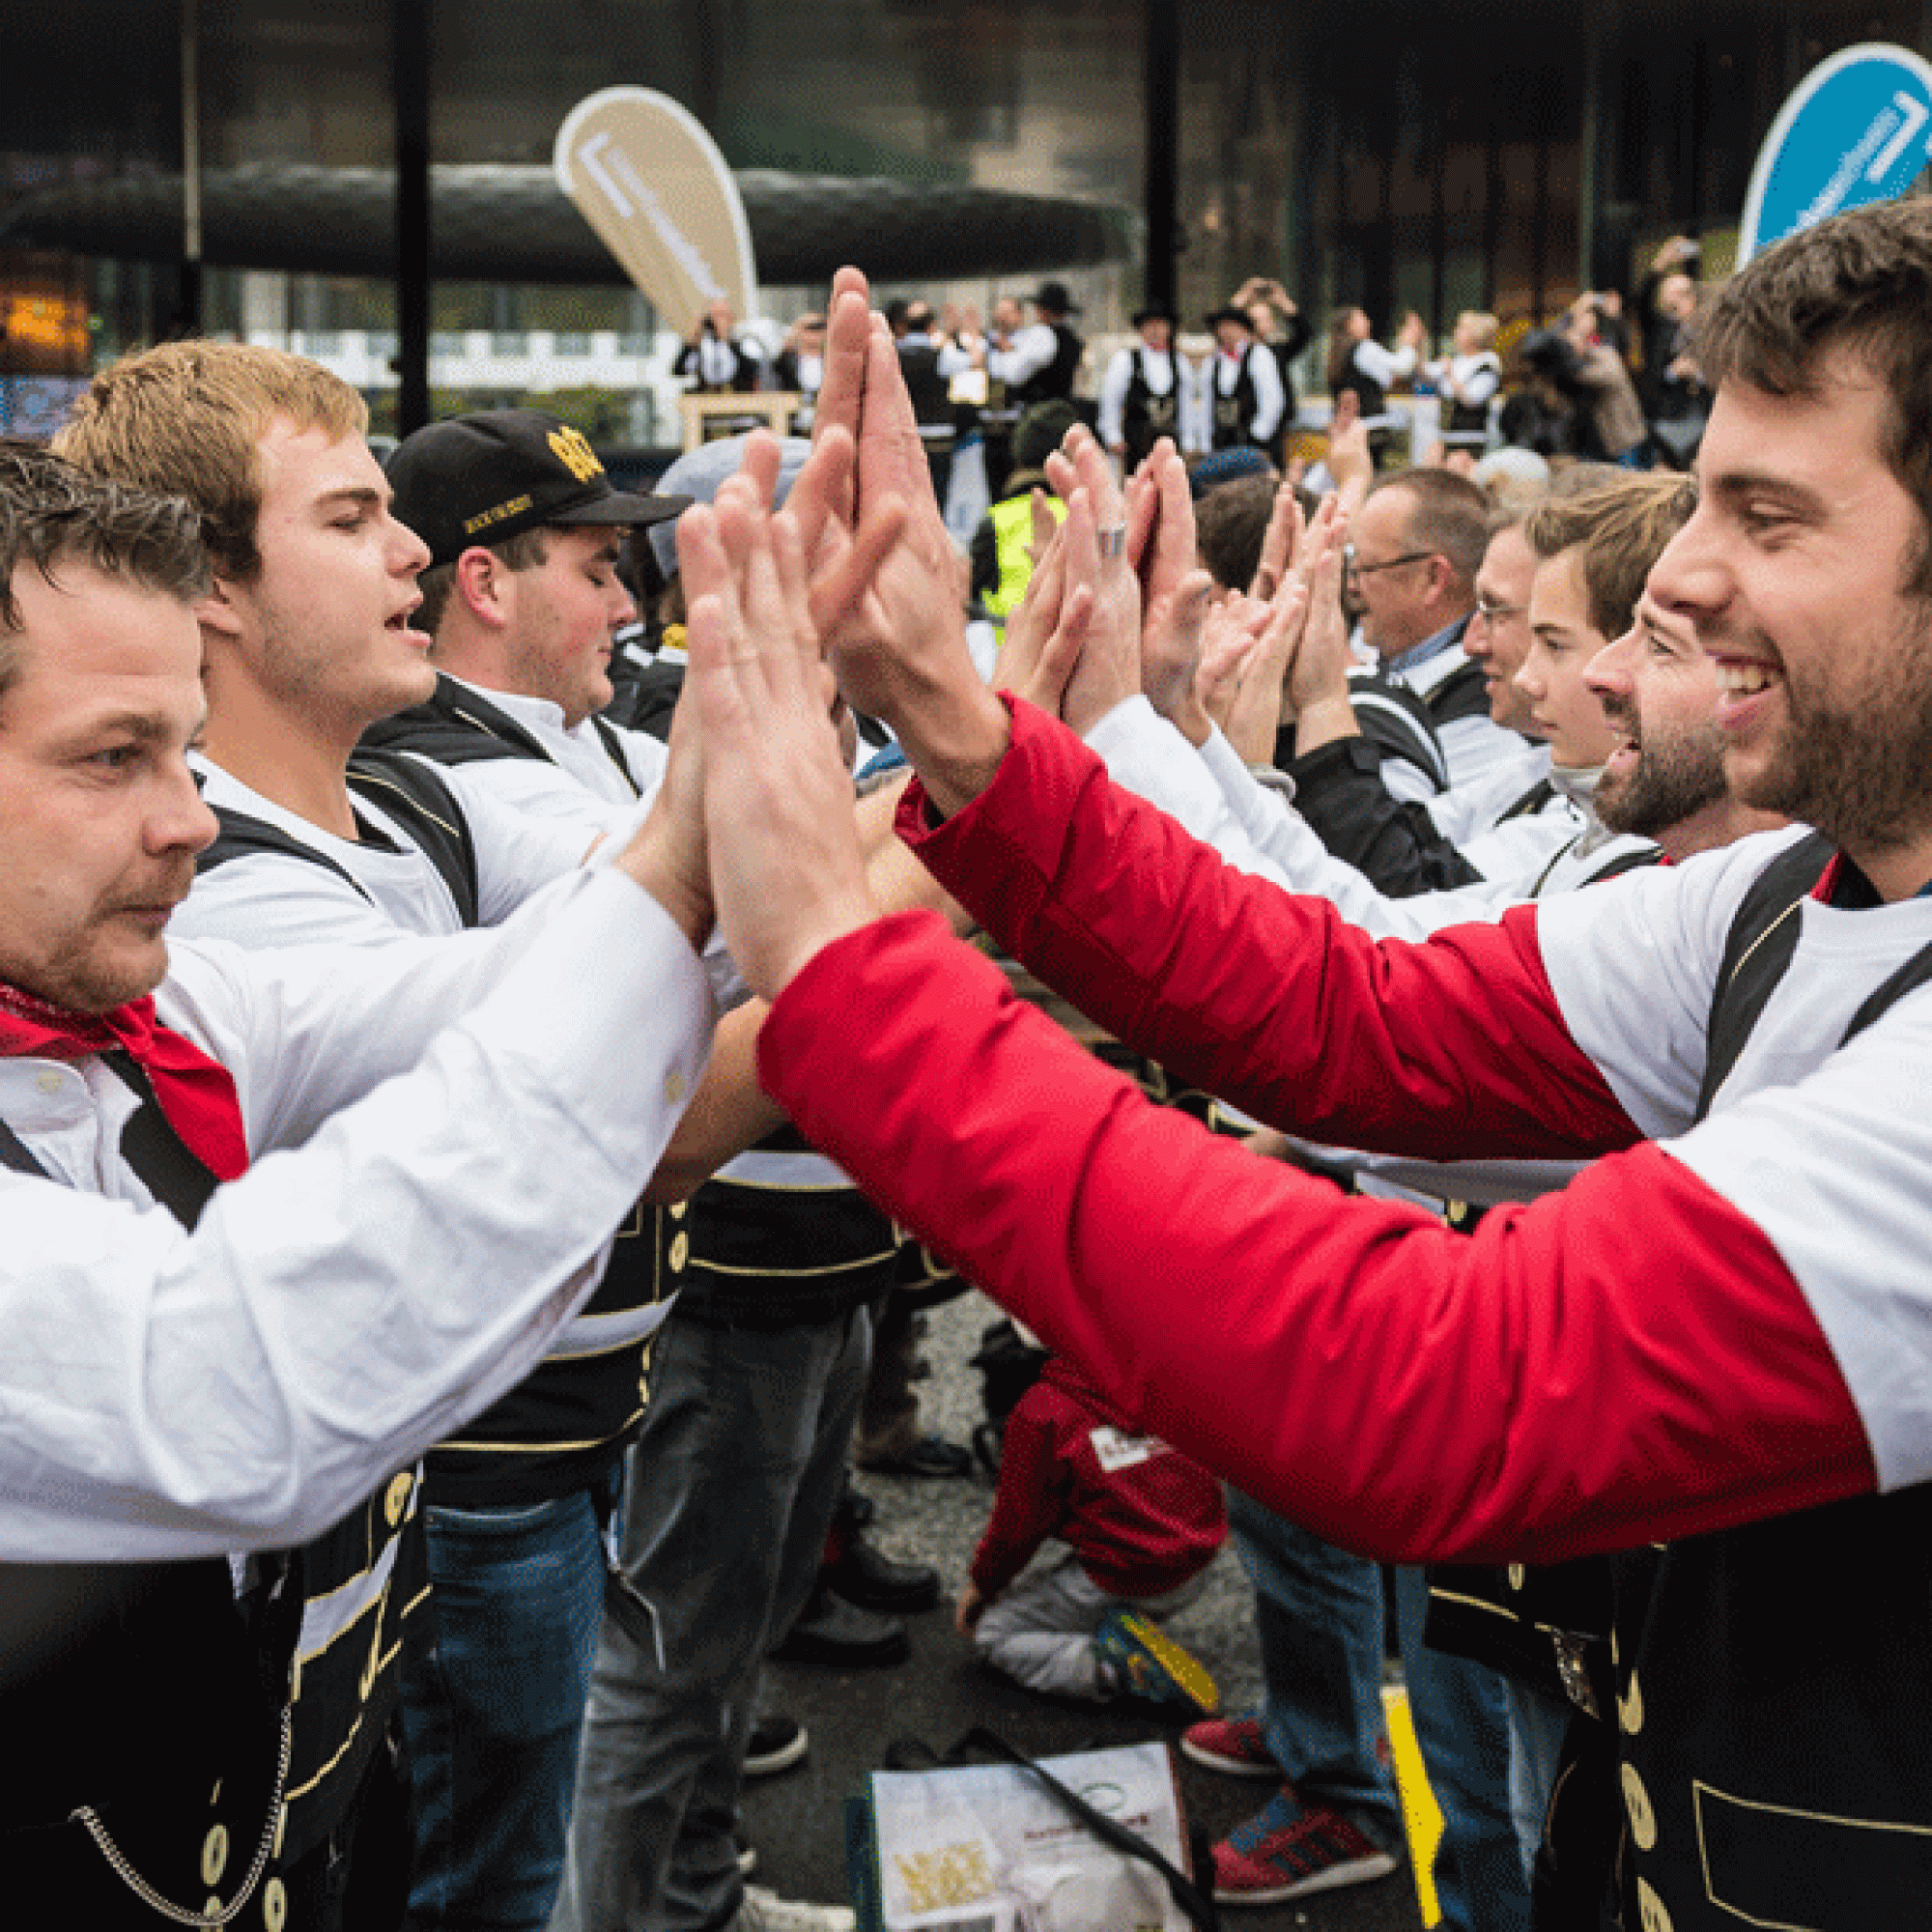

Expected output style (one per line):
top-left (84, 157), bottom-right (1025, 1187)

top-left (974, 1548), bottom-right (1208, 1699)
top-left (551, 1304), bottom-right (869, 1932)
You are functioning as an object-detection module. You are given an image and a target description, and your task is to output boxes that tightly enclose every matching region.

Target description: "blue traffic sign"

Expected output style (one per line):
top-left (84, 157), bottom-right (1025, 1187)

top-left (1740, 43), bottom-right (1932, 263)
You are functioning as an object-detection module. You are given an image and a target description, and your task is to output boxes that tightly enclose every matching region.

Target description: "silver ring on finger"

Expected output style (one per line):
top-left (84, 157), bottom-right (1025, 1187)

top-left (1098, 525), bottom-right (1127, 561)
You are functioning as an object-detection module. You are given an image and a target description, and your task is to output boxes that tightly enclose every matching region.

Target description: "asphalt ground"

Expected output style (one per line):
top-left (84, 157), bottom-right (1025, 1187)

top-left (739, 1292), bottom-right (1428, 1932)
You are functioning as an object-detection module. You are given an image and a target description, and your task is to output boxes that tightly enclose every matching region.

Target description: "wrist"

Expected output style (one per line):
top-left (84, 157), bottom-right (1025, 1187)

top-left (1293, 691), bottom-right (1360, 754)
top-left (1169, 695), bottom-right (1213, 749)
top-left (898, 682), bottom-right (1014, 819)
top-left (617, 847), bottom-right (715, 954)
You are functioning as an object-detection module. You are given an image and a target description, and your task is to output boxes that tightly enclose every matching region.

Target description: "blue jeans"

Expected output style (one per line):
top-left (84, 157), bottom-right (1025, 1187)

top-left (1502, 1678), bottom-right (1575, 1884)
top-left (1227, 1490), bottom-right (1526, 1932)
top-left (554, 1304), bottom-right (869, 1932)
top-left (400, 1481), bottom-right (612, 1929)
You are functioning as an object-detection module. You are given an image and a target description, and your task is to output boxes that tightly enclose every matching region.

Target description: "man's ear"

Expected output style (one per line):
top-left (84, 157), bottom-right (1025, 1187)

top-left (454, 546), bottom-right (510, 628)
top-left (194, 576), bottom-right (247, 644)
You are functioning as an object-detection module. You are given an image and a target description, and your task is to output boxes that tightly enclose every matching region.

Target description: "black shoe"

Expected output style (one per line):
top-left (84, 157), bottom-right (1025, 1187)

top-left (853, 1434), bottom-right (974, 1479)
top-left (823, 1531), bottom-right (941, 1615)
top-left (744, 1715), bottom-right (810, 1777)
top-left (769, 1584), bottom-right (911, 1668)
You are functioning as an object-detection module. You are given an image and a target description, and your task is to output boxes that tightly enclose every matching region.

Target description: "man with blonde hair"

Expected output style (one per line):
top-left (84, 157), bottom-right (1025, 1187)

top-left (57, 345), bottom-right (687, 1932)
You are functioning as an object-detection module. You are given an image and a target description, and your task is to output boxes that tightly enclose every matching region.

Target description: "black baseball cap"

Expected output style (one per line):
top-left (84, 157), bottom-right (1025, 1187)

top-left (385, 409), bottom-right (691, 568)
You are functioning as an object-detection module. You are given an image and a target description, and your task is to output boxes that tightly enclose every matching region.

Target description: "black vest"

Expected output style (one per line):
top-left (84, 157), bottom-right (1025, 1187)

top-left (360, 674), bottom-right (645, 800)
top-left (0, 1060), bottom-right (417, 1926)
top-left (1422, 653), bottom-right (1492, 733)
top-left (1122, 348), bottom-right (1181, 464)
top-left (1210, 346), bottom-right (1263, 450)
top-left (898, 340), bottom-right (955, 445)
top-left (1583, 836), bottom-right (1932, 1926)
top-left (1016, 323), bottom-right (1083, 405)
top-left (1339, 354), bottom-right (1386, 422)
top-left (671, 1121), bottom-right (898, 1331)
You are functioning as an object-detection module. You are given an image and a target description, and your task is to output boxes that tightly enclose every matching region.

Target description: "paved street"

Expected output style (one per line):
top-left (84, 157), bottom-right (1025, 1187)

top-left (740, 1292), bottom-right (1429, 1932)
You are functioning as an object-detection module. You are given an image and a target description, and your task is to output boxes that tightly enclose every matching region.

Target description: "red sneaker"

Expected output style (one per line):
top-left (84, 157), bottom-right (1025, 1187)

top-left (1210, 1790), bottom-right (1400, 1905)
top-left (1179, 1716), bottom-right (1277, 1779)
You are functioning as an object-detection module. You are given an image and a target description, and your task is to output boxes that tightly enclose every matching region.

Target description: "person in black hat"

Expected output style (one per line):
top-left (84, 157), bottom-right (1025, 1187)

top-left (988, 278), bottom-right (1086, 409)
top-left (1098, 304), bottom-right (1195, 469)
top-left (1203, 303), bottom-right (1286, 453)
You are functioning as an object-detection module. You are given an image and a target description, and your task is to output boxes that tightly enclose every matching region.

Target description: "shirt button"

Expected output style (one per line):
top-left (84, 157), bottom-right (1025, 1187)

top-left (1634, 1876), bottom-right (1673, 1932)
top-left (668, 1201), bottom-right (688, 1221)
top-left (1507, 1565), bottom-right (1526, 1592)
top-left (668, 1231), bottom-right (690, 1272)
top-left (1622, 1761), bottom-right (1659, 1851)
top-left (1619, 1669), bottom-right (1645, 1736)
top-left (384, 1472), bottom-right (413, 1527)
top-left (200, 1823), bottom-right (229, 1886)
top-left (665, 1068), bottom-right (687, 1105)
top-left (263, 1875), bottom-right (289, 1930)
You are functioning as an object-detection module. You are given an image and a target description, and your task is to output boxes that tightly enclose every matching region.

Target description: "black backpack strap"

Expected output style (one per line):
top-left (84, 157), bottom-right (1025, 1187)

top-left (196, 804), bottom-right (375, 902)
top-left (590, 716), bottom-right (645, 799)
top-left (359, 672), bottom-right (554, 767)
top-left (1339, 668), bottom-right (1450, 792)
top-left (1694, 832), bottom-right (1835, 1121)
top-left (345, 749), bottom-right (483, 927)
top-left (1497, 776), bottom-right (1557, 823)
top-left (1425, 656), bottom-right (1493, 729)
top-left (1578, 843), bottom-right (1664, 885)
top-left (101, 1051), bottom-right (221, 1230)
top-left (0, 1054), bottom-right (220, 1231)
top-left (1842, 934), bottom-right (1932, 1046)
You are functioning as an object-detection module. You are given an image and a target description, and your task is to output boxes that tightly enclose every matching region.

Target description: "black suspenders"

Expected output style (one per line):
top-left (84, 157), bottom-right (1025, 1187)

top-left (0, 1050), bottom-right (218, 1228)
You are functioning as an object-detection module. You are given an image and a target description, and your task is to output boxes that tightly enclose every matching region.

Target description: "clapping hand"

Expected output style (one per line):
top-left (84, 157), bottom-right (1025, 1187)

top-left (677, 477), bottom-right (876, 1001)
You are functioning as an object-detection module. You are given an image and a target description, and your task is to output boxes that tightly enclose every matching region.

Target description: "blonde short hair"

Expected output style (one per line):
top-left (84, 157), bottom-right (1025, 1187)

top-left (54, 340), bottom-right (367, 582)
top-left (1458, 311), bottom-right (1499, 352)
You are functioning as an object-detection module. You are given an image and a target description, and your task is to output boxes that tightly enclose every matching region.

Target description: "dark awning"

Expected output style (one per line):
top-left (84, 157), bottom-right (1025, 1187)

top-left (1, 163), bottom-right (1134, 287)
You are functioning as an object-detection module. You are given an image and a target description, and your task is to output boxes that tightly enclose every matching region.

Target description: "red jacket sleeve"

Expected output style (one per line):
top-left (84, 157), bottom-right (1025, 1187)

top-left (895, 698), bottom-right (1636, 1162)
top-left (970, 1389), bottom-right (1070, 1596)
top-left (759, 913), bottom-right (1875, 1565)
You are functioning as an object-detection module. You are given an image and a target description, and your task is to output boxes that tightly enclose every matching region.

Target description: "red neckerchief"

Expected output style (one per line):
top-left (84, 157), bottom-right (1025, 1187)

top-left (0, 981), bottom-right (248, 1180)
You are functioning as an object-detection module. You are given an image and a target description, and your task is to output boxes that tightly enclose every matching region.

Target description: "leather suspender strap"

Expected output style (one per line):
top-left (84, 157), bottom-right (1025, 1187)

top-left (102, 1051), bottom-right (221, 1230)
top-left (0, 1055), bottom-right (220, 1232)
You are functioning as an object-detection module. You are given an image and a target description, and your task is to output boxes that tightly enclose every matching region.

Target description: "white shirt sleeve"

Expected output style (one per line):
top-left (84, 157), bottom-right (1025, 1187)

top-left (1452, 354), bottom-right (1500, 407)
top-left (1097, 349), bottom-right (1135, 448)
top-left (987, 324), bottom-right (1060, 388)
top-left (1246, 345), bottom-right (1285, 443)
top-left (1082, 700), bottom-right (1526, 940)
top-left (437, 764), bottom-right (605, 921)
top-left (1352, 338), bottom-right (1419, 389)
top-left (426, 750), bottom-right (642, 836)
top-left (1424, 742), bottom-right (1550, 844)
top-left (0, 869), bottom-right (714, 1560)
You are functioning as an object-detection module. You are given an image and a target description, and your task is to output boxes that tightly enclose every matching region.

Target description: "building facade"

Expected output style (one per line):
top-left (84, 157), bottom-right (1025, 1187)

top-left (4, 0), bottom-right (1927, 433)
